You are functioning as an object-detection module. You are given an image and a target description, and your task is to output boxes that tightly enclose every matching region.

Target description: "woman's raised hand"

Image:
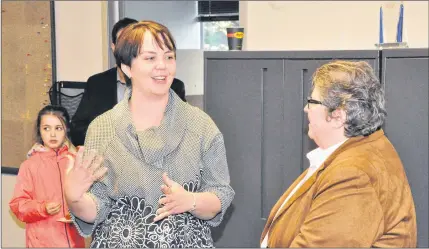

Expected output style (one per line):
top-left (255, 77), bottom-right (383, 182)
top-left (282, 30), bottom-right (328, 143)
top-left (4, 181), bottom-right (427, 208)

top-left (64, 146), bottom-right (107, 203)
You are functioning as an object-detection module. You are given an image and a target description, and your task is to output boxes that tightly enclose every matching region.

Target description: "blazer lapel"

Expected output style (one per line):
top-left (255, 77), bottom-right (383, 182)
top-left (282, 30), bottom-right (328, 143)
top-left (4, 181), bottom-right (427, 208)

top-left (271, 164), bottom-right (326, 224)
top-left (260, 130), bottom-right (386, 245)
top-left (267, 131), bottom-right (385, 225)
top-left (260, 170), bottom-right (307, 243)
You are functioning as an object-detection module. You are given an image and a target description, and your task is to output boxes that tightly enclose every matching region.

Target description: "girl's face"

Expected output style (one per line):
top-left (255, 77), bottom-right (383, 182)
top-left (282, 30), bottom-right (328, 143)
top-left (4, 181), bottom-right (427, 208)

top-left (40, 114), bottom-right (66, 150)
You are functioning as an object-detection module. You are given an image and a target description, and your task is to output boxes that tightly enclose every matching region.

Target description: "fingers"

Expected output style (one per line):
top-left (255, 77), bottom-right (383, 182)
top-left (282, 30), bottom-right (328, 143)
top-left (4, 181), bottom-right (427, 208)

top-left (51, 205), bottom-right (61, 214)
top-left (74, 146), bottom-right (85, 169)
top-left (65, 155), bottom-right (75, 174)
top-left (158, 196), bottom-right (171, 206)
top-left (46, 202), bottom-right (61, 209)
top-left (161, 173), bottom-right (174, 195)
top-left (154, 203), bottom-right (176, 222)
top-left (87, 155), bottom-right (104, 175)
top-left (67, 148), bottom-right (106, 183)
top-left (162, 173), bottom-right (174, 188)
top-left (81, 150), bottom-right (97, 169)
top-left (153, 211), bottom-right (169, 222)
top-left (46, 202), bottom-right (61, 215)
top-left (91, 166), bottom-right (108, 182)
top-left (161, 184), bottom-right (172, 195)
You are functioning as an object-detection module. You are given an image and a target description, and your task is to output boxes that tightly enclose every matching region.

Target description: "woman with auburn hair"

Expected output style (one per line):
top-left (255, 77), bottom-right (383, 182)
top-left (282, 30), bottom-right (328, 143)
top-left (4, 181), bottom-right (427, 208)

top-left (64, 20), bottom-right (235, 248)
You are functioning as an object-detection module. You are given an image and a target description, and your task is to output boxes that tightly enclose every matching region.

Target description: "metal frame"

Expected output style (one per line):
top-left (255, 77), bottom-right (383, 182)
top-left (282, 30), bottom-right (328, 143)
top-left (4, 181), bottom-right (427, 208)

top-left (49, 81), bottom-right (86, 107)
top-left (50, 1), bottom-right (58, 105)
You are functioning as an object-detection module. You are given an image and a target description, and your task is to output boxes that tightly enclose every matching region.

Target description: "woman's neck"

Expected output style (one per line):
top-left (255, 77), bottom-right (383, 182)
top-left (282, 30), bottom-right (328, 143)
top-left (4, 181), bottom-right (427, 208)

top-left (129, 88), bottom-right (169, 131)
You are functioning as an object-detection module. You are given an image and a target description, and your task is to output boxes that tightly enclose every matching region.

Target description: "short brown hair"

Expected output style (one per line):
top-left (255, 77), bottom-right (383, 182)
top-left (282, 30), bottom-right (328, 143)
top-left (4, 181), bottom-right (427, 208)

top-left (114, 20), bottom-right (176, 70)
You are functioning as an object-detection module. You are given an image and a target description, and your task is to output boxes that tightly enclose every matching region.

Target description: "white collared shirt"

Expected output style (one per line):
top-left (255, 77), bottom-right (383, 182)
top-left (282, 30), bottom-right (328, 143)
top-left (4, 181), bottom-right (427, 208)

top-left (261, 139), bottom-right (348, 248)
top-left (117, 70), bottom-right (126, 102)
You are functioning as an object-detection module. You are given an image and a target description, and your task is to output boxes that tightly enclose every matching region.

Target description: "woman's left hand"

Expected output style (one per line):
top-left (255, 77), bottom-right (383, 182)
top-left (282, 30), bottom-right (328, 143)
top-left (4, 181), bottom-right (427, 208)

top-left (154, 173), bottom-right (194, 222)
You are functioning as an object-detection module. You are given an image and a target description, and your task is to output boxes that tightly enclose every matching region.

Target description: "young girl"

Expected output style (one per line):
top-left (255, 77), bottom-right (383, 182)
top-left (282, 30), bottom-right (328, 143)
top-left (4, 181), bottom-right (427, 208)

top-left (9, 105), bottom-right (85, 248)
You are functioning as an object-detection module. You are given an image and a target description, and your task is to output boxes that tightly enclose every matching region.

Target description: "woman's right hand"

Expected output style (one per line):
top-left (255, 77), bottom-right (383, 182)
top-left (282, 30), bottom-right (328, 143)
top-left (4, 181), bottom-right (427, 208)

top-left (64, 146), bottom-right (107, 203)
top-left (45, 202), bottom-right (61, 215)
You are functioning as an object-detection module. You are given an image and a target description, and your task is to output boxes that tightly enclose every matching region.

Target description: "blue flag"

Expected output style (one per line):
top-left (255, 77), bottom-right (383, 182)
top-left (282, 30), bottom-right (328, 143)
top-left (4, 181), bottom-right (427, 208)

top-left (379, 6), bottom-right (384, 44)
top-left (396, 4), bottom-right (404, 42)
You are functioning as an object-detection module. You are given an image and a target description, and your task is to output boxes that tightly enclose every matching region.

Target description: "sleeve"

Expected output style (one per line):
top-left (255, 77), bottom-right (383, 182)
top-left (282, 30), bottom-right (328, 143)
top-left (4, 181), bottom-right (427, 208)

top-left (289, 166), bottom-right (384, 247)
top-left (200, 133), bottom-right (235, 227)
top-left (69, 119), bottom-right (113, 237)
top-left (70, 78), bottom-right (92, 146)
top-left (71, 182), bottom-right (112, 237)
top-left (9, 161), bottom-right (50, 223)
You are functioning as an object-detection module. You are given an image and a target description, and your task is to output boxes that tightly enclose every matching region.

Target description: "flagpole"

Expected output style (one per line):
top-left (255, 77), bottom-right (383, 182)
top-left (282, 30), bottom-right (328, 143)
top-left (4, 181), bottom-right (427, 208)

top-left (379, 6), bottom-right (384, 44)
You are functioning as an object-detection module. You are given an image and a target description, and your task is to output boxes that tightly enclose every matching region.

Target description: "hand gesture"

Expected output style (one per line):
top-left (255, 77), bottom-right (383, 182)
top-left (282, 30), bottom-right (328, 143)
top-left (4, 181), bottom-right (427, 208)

top-left (64, 146), bottom-right (107, 203)
top-left (45, 202), bottom-right (61, 215)
top-left (154, 173), bottom-right (194, 222)
top-left (26, 143), bottom-right (48, 158)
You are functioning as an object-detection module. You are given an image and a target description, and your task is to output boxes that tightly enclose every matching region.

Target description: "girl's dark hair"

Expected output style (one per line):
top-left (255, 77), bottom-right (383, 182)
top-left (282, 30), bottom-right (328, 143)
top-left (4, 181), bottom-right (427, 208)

top-left (35, 105), bottom-right (71, 145)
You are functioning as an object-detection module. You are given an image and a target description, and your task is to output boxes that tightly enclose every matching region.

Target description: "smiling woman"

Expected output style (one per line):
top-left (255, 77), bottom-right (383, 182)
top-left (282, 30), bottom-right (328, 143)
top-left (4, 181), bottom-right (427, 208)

top-left (115, 21), bottom-right (177, 104)
top-left (64, 20), bottom-right (235, 248)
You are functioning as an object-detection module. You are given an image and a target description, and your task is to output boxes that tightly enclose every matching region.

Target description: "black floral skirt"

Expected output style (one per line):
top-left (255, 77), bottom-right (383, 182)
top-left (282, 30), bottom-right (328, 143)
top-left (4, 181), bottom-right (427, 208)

top-left (90, 196), bottom-right (214, 248)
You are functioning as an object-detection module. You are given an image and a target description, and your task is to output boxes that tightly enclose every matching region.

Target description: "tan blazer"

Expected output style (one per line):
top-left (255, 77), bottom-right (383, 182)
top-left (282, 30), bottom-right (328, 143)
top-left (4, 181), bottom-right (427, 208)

top-left (260, 130), bottom-right (416, 247)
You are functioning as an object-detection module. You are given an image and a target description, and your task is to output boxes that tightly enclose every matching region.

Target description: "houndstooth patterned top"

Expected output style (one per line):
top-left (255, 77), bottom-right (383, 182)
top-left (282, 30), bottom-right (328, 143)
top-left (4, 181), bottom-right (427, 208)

top-left (70, 87), bottom-right (235, 248)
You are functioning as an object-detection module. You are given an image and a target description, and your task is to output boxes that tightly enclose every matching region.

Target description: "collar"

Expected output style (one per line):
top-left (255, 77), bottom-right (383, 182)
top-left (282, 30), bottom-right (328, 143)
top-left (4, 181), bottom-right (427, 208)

top-left (306, 138), bottom-right (348, 169)
top-left (111, 86), bottom-right (187, 168)
top-left (33, 144), bottom-right (70, 158)
top-left (116, 69), bottom-right (125, 85)
top-left (322, 129), bottom-right (385, 168)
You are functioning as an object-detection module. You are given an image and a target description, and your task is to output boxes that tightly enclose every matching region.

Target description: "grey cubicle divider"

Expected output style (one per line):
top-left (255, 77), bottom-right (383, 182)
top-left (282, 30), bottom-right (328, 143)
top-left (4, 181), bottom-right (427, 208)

top-left (382, 49), bottom-right (428, 248)
top-left (204, 50), bottom-right (388, 247)
top-left (204, 49), bottom-right (428, 247)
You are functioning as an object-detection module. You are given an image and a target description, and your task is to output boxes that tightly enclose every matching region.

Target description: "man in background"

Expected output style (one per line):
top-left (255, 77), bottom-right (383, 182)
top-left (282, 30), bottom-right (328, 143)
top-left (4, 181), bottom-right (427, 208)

top-left (70, 18), bottom-right (186, 146)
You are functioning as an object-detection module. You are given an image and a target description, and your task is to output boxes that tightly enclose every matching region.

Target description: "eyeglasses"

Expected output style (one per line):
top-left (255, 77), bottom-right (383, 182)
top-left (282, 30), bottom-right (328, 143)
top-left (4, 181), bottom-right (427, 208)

top-left (306, 97), bottom-right (324, 109)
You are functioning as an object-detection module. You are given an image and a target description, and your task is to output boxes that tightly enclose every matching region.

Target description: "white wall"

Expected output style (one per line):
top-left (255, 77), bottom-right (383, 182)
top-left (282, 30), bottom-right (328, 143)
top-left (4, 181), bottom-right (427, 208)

top-left (122, 1), bottom-right (200, 49)
top-left (240, 1), bottom-right (428, 50)
top-left (176, 49), bottom-right (204, 96)
top-left (55, 1), bottom-right (108, 82)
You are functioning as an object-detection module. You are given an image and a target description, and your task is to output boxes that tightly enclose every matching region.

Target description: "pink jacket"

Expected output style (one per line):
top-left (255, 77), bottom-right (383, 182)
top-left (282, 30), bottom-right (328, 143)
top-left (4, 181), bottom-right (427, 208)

top-left (9, 145), bottom-right (85, 248)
